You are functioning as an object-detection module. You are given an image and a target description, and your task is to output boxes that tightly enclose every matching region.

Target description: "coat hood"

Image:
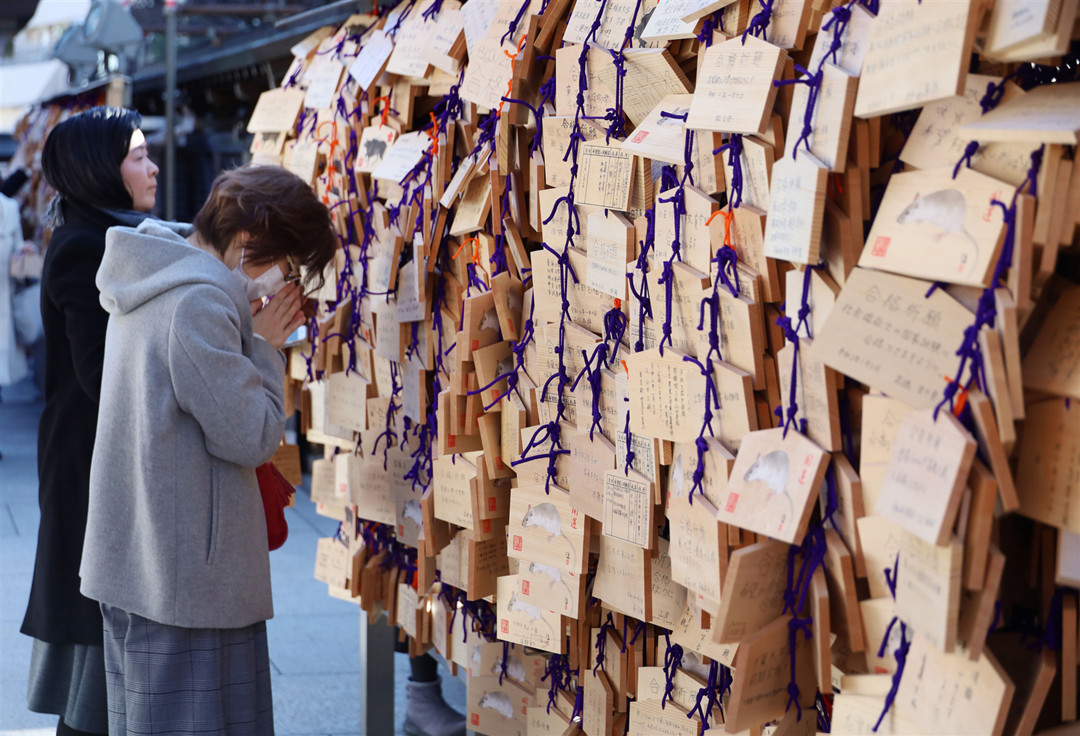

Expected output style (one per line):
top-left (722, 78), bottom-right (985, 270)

top-left (97, 220), bottom-right (247, 317)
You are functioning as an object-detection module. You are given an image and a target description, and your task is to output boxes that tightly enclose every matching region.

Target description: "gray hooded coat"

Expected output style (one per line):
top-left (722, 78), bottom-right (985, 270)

top-left (80, 220), bottom-right (286, 629)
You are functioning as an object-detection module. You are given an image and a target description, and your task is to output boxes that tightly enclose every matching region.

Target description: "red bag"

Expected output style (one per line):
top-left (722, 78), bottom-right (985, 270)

top-left (256, 462), bottom-right (295, 551)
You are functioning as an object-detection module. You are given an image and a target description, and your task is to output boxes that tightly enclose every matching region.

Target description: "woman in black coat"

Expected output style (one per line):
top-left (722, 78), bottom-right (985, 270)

top-left (21, 107), bottom-right (158, 736)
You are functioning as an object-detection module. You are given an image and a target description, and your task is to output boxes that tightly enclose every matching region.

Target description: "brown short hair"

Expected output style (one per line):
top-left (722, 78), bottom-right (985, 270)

top-left (194, 166), bottom-right (336, 290)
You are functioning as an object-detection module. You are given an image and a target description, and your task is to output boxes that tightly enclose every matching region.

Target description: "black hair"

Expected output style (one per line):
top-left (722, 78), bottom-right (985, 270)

top-left (41, 106), bottom-right (142, 211)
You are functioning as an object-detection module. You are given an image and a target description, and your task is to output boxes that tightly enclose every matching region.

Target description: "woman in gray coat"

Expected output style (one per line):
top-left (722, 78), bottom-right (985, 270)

top-left (81, 166), bottom-right (336, 735)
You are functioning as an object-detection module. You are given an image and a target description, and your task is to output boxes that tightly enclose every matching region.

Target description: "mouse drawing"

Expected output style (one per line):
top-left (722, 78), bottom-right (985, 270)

top-left (507, 289), bottom-right (523, 314)
top-left (363, 139), bottom-right (387, 161)
top-left (506, 592), bottom-right (555, 640)
top-left (491, 654), bottom-right (527, 683)
top-left (478, 691), bottom-right (515, 719)
top-left (680, 650), bottom-right (711, 680)
top-left (479, 308), bottom-right (501, 334)
top-left (402, 499), bottom-right (423, 526)
top-left (744, 450), bottom-right (794, 527)
top-left (669, 452), bottom-right (685, 499)
top-left (521, 503), bottom-right (578, 569)
top-left (896, 189), bottom-right (979, 272)
top-left (528, 561), bottom-right (574, 601)
top-left (496, 355), bottom-right (515, 379)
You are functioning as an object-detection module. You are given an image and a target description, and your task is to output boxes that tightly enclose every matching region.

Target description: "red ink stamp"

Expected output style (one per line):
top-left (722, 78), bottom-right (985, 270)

top-left (725, 492), bottom-right (739, 513)
top-left (471, 714), bottom-right (480, 726)
top-left (522, 580), bottom-right (530, 595)
top-left (482, 519), bottom-right (491, 534)
top-left (871, 236), bottom-right (890, 257)
top-left (500, 619), bottom-right (509, 635)
top-left (448, 434), bottom-right (456, 448)
top-left (488, 496), bottom-right (497, 511)
top-left (471, 339), bottom-right (479, 351)
top-left (513, 534), bottom-right (522, 551)
top-left (631, 130), bottom-right (649, 143)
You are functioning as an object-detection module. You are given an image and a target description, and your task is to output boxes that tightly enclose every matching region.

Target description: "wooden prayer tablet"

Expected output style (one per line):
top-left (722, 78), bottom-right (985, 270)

top-left (303, 57), bottom-right (346, 110)
top-left (518, 557), bottom-right (584, 619)
top-left (722, 135), bottom-right (774, 213)
top-left (650, 538), bottom-right (687, 631)
top-left (582, 666), bottom-right (614, 736)
top-left (629, 698), bottom-right (700, 736)
top-left (860, 166), bottom-right (1014, 287)
top-left (496, 574), bottom-right (565, 654)
top-left (854, 0), bottom-right (976, 118)
top-left (602, 468), bottom-right (655, 550)
top-left (625, 348), bottom-right (709, 443)
top-left (638, 0), bottom-right (703, 42)
top-left (726, 614), bottom-right (816, 733)
top-left (371, 130), bottom-right (431, 183)
top-left (900, 74), bottom-right (1033, 188)
top-left (824, 528), bottom-right (865, 653)
top-left (721, 427), bottom-right (830, 545)
top-left (960, 81), bottom-right (1080, 146)
top-left (585, 210), bottom-right (634, 300)
top-left (667, 492), bottom-right (725, 609)
top-left (507, 484), bottom-right (588, 573)
top-left (247, 87), bottom-right (306, 133)
top-left (1015, 397), bottom-right (1080, 535)
top-left (354, 124), bottom-right (398, 174)
top-left (348, 29), bottom-right (394, 90)
top-left (857, 514), bottom-right (904, 600)
top-left (467, 664), bottom-right (532, 734)
top-left (762, 152), bottom-right (828, 265)
top-left (894, 633), bottom-right (1014, 736)
top-left (621, 94), bottom-right (693, 166)
top-left (711, 538), bottom-right (789, 643)
top-left (814, 268), bottom-right (974, 410)
top-left (593, 534), bottom-right (651, 621)
top-left (685, 35), bottom-right (787, 135)
top-left (895, 530), bottom-right (963, 653)
top-left (1021, 285), bottom-right (1080, 400)
top-left (873, 407), bottom-right (976, 547)
top-left (563, 0), bottom-right (646, 50)
top-left (784, 62), bottom-right (857, 173)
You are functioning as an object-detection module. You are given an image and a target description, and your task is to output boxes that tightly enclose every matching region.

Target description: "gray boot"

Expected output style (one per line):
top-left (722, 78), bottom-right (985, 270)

top-left (403, 678), bottom-right (467, 736)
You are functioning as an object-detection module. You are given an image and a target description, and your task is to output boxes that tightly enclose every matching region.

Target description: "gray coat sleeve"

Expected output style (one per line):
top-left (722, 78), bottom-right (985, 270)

top-left (167, 286), bottom-right (286, 468)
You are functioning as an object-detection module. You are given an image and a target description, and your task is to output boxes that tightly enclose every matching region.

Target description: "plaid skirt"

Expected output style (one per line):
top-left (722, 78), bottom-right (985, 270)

top-left (26, 638), bottom-right (109, 734)
top-left (101, 604), bottom-right (274, 736)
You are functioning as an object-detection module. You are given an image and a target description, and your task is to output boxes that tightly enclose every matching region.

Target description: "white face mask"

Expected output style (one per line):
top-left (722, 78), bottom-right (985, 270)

top-left (233, 248), bottom-right (289, 301)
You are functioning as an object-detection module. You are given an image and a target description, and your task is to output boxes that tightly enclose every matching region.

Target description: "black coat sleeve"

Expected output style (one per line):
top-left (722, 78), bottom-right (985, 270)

top-left (45, 233), bottom-right (109, 403)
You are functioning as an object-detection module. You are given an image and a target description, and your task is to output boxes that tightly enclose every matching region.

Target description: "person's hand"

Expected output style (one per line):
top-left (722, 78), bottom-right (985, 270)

top-left (251, 283), bottom-right (305, 349)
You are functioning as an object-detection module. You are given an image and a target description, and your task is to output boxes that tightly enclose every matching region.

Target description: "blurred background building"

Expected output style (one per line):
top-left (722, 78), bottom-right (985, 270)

top-left (1, 0), bottom-right (366, 225)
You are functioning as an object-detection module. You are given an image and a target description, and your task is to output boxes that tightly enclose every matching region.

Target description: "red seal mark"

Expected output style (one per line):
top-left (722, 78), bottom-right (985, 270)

top-left (471, 339), bottom-right (479, 351)
top-left (448, 434), bottom-right (457, 448)
top-left (488, 496), bottom-right (498, 511)
top-left (725, 492), bottom-right (739, 513)
top-left (482, 518), bottom-right (491, 534)
top-left (513, 534), bottom-right (523, 551)
top-left (871, 236), bottom-right (891, 257)
top-left (631, 129), bottom-right (649, 144)
top-left (471, 713), bottom-right (480, 726)
top-left (522, 580), bottom-right (531, 595)
top-left (500, 619), bottom-right (509, 634)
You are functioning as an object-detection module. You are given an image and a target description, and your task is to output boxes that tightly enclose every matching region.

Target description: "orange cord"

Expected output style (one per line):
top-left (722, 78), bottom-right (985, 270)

top-left (495, 34), bottom-right (528, 120)
top-left (705, 208), bottom-right (735, 247)
top-left (944, 375), bottom-right (970, 416)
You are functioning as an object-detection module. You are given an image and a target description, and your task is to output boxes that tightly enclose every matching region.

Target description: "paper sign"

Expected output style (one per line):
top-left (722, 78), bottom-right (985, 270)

top-left (576, 141), bottom-right (635, 210)
top-left (854, 0), bottom-right (975, 118)
top-left (602, 468), bottom-right (654, 549)
top-left (721, 427), bottom-right (830, 544)
top-left (874, 408), bottom-right (976, 547)
top-left (686, 35), bottom-right (787, 135)
top-left (814, 268), bottom-right (974, 410)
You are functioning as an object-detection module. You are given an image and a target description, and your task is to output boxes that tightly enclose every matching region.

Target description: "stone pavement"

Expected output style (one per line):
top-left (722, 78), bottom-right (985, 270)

top-left (0, 377), bottom-right (465, 736)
